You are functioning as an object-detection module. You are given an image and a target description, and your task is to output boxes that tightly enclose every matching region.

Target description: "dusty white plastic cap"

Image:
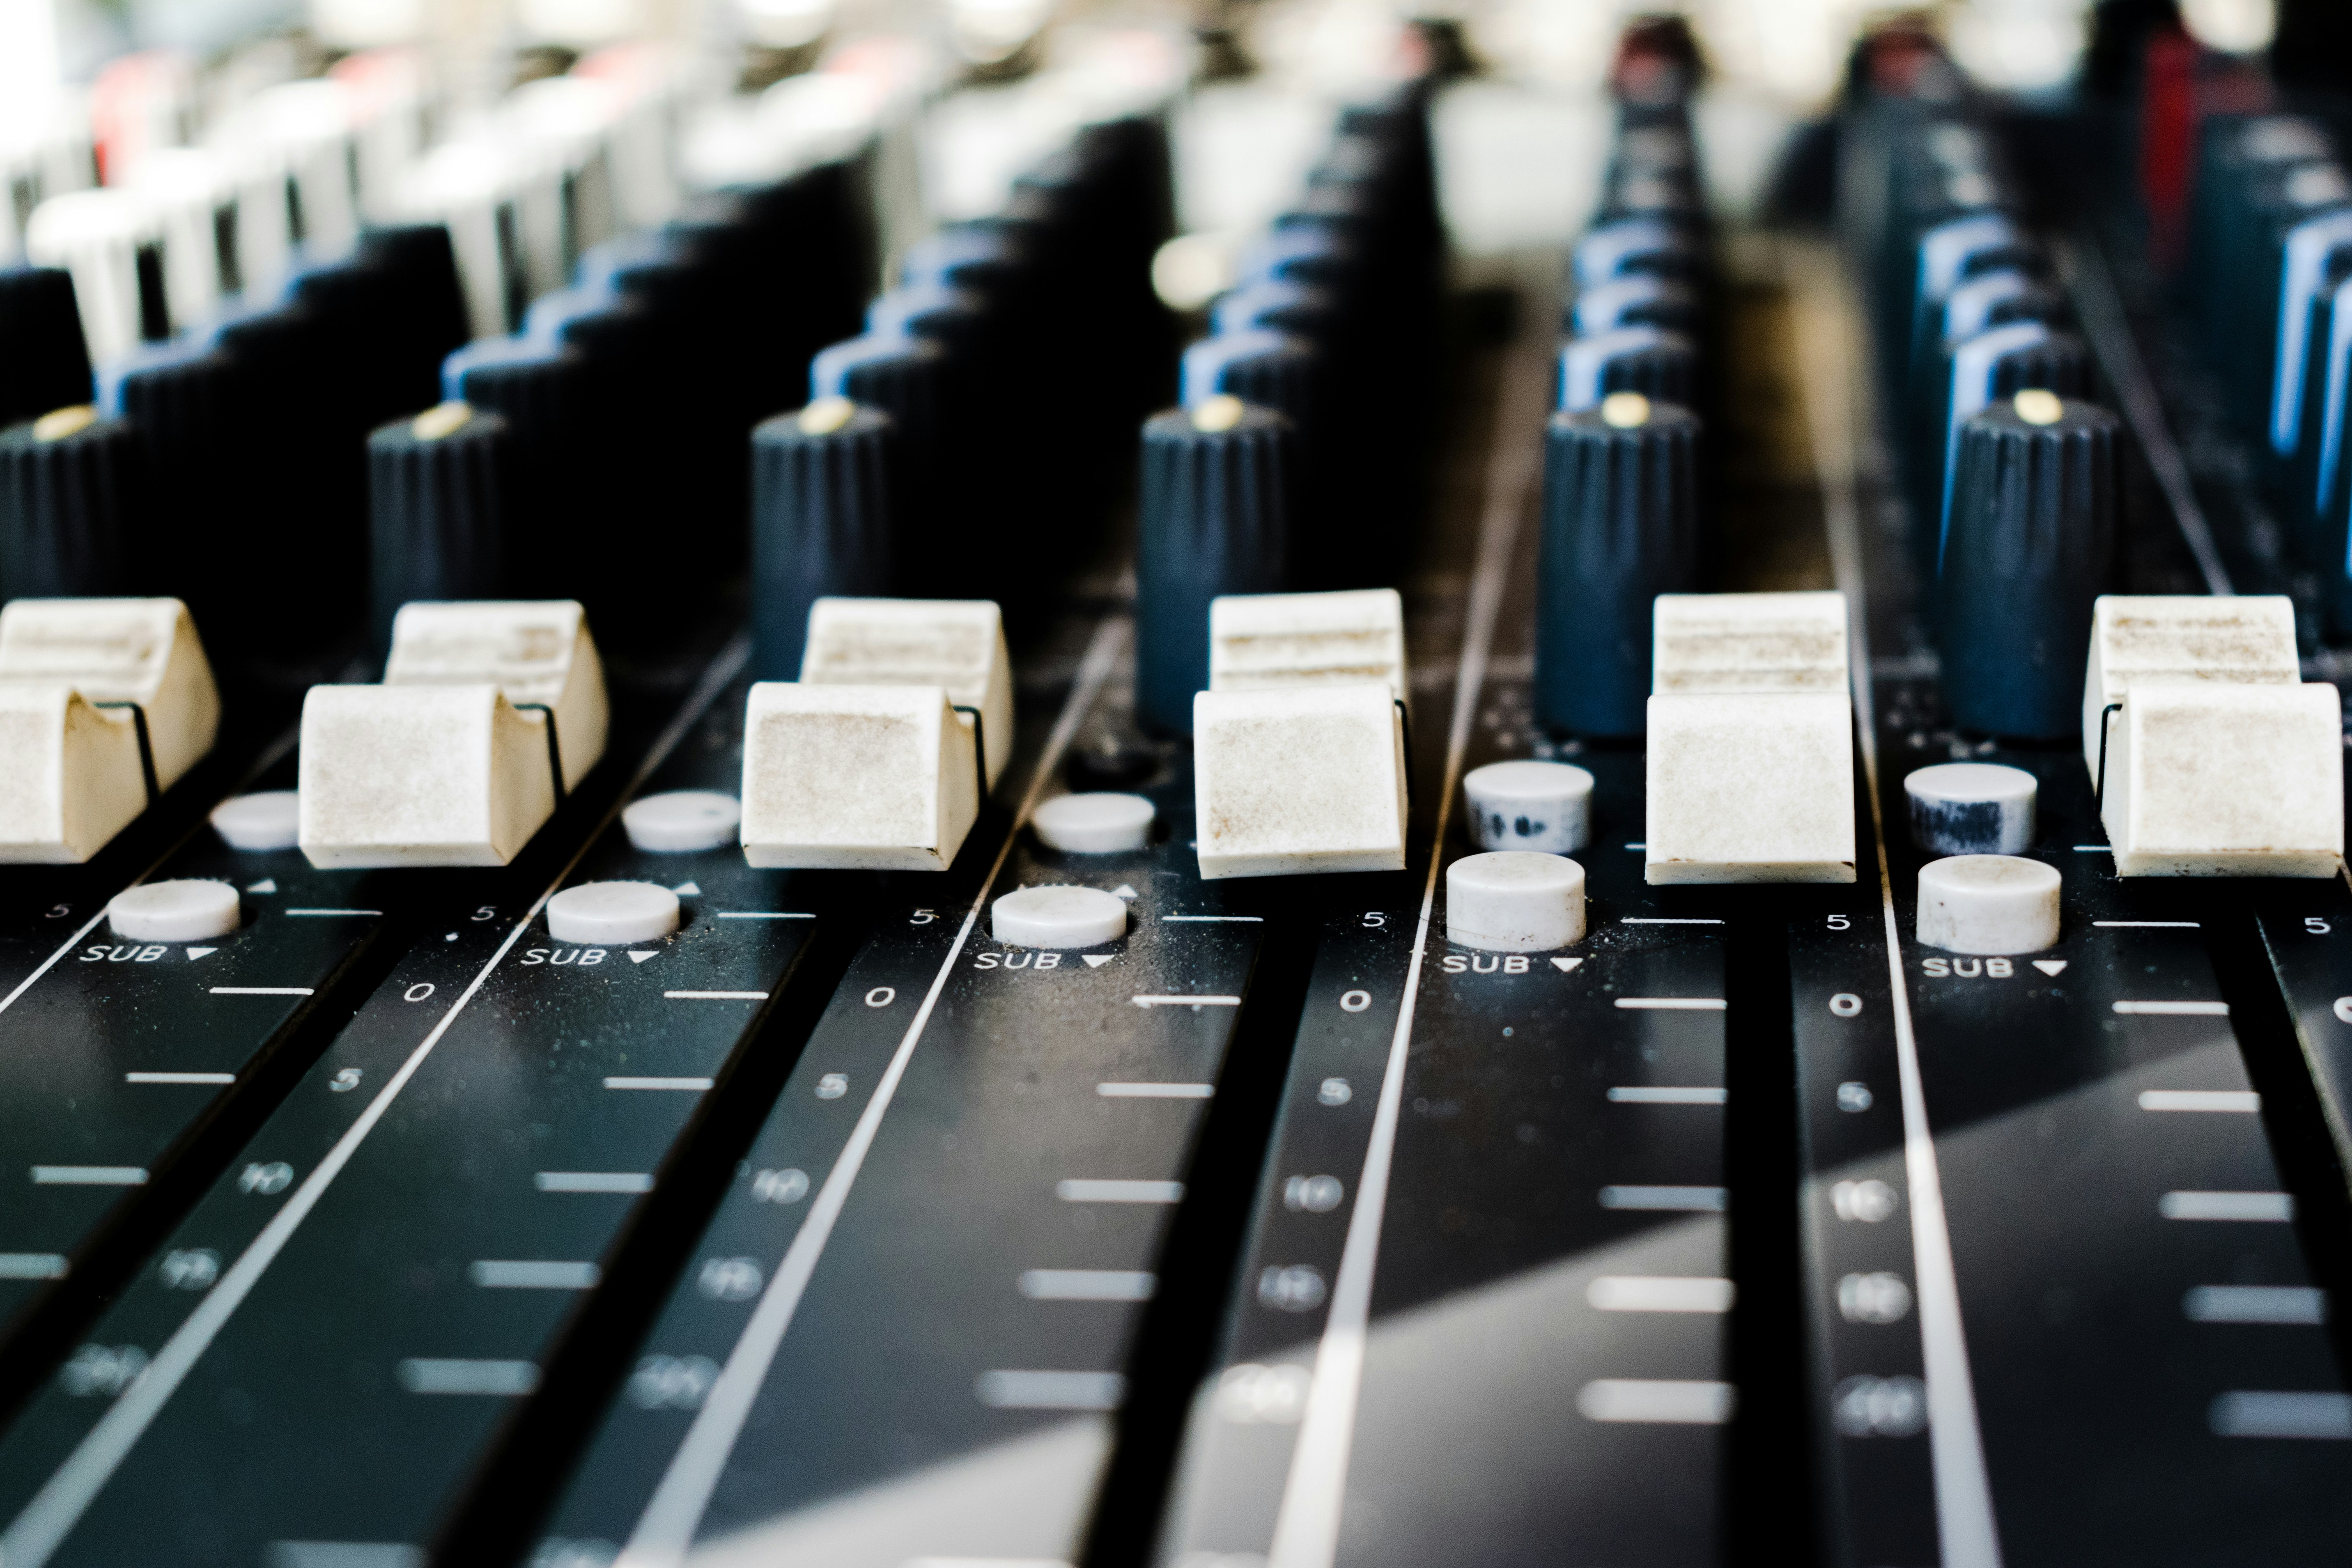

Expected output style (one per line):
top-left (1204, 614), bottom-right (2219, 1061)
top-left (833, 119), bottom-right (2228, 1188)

top-left (1447, 852), bottom-right (1587, 952)
top-left (1904, 763), bottom-right (2036, 856)
top-left (1916, 855), bottom-right (2060, 954)
top-left (546, 881), bottom-right (680, 945)
top-left (991, 885), bottom-right (1127, 948)
top-left (210, 790), bottom-right (303, 852)
top-left (1032, 792), bottom-right (1155, 853)
top-left (108, 879), bottom-right (241, 942)
top-left (1462, 760), bottom-right (1594, 854)
top-left (622, 790), bottom-right (741, 852)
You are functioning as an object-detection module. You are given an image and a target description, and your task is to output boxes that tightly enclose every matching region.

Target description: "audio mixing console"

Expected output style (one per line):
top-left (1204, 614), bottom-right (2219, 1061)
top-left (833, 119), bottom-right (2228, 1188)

top-left (4, 2), bottom-right (2352, 1566)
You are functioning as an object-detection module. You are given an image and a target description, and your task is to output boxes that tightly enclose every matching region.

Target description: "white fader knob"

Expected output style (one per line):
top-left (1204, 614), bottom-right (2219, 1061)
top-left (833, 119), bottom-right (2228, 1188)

top-left (1904, 763), bottom-right (2036, 856)
top-left (1916, 855), bottom-right (2061, 955)
top-left (1446, 851), bottom-right (1587, 953)
top-left (546, 881), bottom-right (680, 945)
top-left (1461, 760), bottom-right (1594, 854)
top-left (108, 879), bottom-right (241, 941)
top-left (991, 885), bottom-right (1128, 948)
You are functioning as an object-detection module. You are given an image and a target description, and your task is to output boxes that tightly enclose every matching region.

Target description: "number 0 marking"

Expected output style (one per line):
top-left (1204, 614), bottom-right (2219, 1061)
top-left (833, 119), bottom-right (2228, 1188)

top-left (865, 988), bottom-right (896, 1008)
top-left (1830, 993), bottom-right (1863, 1017)
top-left (1339, 990), bottom-right (1371, 1013)
top-left (404, 983), bottom-right (436, 1003)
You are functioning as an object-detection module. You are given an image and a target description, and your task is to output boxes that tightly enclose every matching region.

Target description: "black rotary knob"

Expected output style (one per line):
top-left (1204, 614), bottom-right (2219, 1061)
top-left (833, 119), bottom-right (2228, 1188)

top-left (106, 340), bottom-right (245, 626)
top-left (1134, 397), bottom-right (1297, 736)
top-left (1557, 326), bottom-right (1697, 413)
top-left (366, 403), bottom-right (514, 661)
top-left (0, 405), bottom-right (143, 600)
top-left (1534, 393), bottom-right (1701, 738)
top-left (1937, 390), bottom-right (2118, 739)
top-left (1919, 324), bottom-right (2089, 563)
top-left (750, 398), bottom-right (898, 683)
top-left (808, 333), bottom-right (946, 585)
top-left (0, 268), bottom-right (95, 431)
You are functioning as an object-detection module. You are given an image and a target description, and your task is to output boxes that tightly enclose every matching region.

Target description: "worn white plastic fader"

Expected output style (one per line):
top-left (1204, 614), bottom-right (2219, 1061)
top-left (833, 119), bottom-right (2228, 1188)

top-left (2083, 595), bottom-right (2343, 876)
top-left (0, 598), bottom-right (221, 863)
top-left (739, 682), bottom-right (980, 870)
top-left (799, 597), bottom-right (1014, 787)
top-left (1645, 591), bottom-right (1856, 884)
top-left (297, 601), bottom-right (609, 868)
top-left (1208, 588), bottom-right (1408, 701)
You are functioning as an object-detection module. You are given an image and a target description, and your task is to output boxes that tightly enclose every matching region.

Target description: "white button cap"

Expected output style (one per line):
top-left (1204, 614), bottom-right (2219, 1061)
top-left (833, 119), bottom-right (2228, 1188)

top-left (1447, 851), bottom-right (1586, 952)
top-left (546, 881), bottom-right (680, 945)
top-left (1904, 763), bottom-right (2036, 856)
top-left (1462, 760), bottom-right (1594, 854)
top-left (108, 879), bottom-right (240, 942)
top-left (991, 885), bottom-right (1127, 948)
top-left (1032, 792), bottom-right (1155, 853)
top-left (622, 790), bottom-right (741, 852)
top-left (1916, 855), bottom-right (2060, 954)
top-left (210, 791), bottom-right (302, 852)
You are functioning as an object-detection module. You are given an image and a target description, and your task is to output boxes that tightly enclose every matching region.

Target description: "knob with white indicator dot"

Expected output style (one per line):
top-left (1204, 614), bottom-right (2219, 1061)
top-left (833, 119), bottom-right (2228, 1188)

top-left (367, 402), bottom-right (514, 660)
top-left (1916, 854), bottom-right (2060, 955)
top-left (751, 397), bottom-right (898, 681)
top-left (1557, 326), bottom-right (1697, 413)
top-left (1535, 392), bottom-right (1701, 738)
top-left (992, 885), bottom-right (1128, 948)
top-left (0, 267), bottom-right (96, 429)
top-left (622, 791), bottom-right (742, 854)
top-left (1462, 760), bottom-right (1596, 854)
top-left (1905, 762), bottom-right (2037, 856)
top-left (0, 404), bottom-right (142, 599)
top-left (546, 882), bottom-right (681, 946)
top-left (108, 880), bottom-right (241, 942)
top-left (210, 791), bottom-right (302, 852)
top-left (1032, 793), bottom-right (1155, 853)
top-left (1447, 851), bottom-right (1587, 953)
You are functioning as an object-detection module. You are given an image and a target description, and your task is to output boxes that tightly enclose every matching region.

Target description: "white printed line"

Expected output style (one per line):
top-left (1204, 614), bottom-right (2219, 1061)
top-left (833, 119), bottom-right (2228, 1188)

top-left (1620, 918), bottom-right (1724, 925)
top-left (2161, 1190), bottom-right (2294, 1222)
top-left (1162, 915), bottom-right (1263, 923)
top-left (2210, 1391), bottom-right (2352, 1439)
top-left (663, 991), bottom-right (769, 1001)
top-left (207, 987), bottom-right (314, 996)
top-left (2095, 921), bottom-right (2200, 929)
top-left (124, 1072), bottom-right (235, 1086)
top-left (535, 1172), bottom-right (653, 1194)
top-left (1131, 995), bottom-right (1242, 1008)
top-left (715, 913), bottom-right (813, 921)
top-left (2073, 845), bottom-right (2111, 852)
top-left (1600, 1185), bottom-right (1727, 1212)
top-left (1624, 843), bottom-right (1646, 850)
top-left (2184, 1285), bottom-right (2326, 1325)
top-left (1054, 1180), bottom-right (1183, 1203)
top-left (1576, 1379), bottom-right (1735, 1424)
top-left (2138, 1090), bottom-right (2260, 1113)
top-left (604, 1077), bottom-right (713, 1092)
top-left (1787, 236), bottom-right (2002, 1568)
top-left (616, 615), bottom-right (1127, 1567)
top-left (0, 635), bottom-right (753, 1568)
top-left (29, 1168), bottom-right (146, 1186)
top-left (1607, 1086), bottom-right (1727, 1105)
top-left (468, 1260), bottom-right (601, 1290)
top-left (1016, 1270), bottom-right (1155, 1302)
top-left (0, 1254), bottom-right (69, 1281)
top-left (397, 1359), bottom-right (539, 1396)
top-left (1266, 319), bottom-right (1541, 1568)
top-left (2114, 1001), bottom-right (2229, 1016)
top-left (1614, 997), bottom-right (1727, 1011)
top-left (1587, 1276), bottom-right (1735, 1313)
top-left (972, 1370), bottom-right (1124, 1411)
top-left (283, 909), bottom-right (382, 918)
top-left (1095, 1082), bottom-right (1213, 1099)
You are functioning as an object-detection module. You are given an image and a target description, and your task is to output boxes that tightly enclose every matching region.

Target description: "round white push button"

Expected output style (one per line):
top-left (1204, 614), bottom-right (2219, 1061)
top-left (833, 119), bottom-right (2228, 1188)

top-left (1446, 851), bottom-right (1587, 953)
top-left (1462, 761), bottom-right (1594, 854)
top-left (991, 886), bottom-right (1127, 948)
top-left (1916, 855), bottom-right (2060, 955)
top-left (109, 879), bottom-right (241, 941)
top-left (547, 881), bottom-right (681, 945)
top-left (209, 791), bottom-right (301, 852)
top-left (1905, 763), bottom-right (2036, 856)
top-left (622, 790), bottom-right (742, 853)
top-left (1032, 793), bottom-right (1155, 853)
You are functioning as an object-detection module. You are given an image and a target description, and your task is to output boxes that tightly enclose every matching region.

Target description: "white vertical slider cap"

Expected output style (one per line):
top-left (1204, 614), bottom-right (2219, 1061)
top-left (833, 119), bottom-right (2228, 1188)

top-left (1904, 762), bottom-right (2036, 856)
top-left (740, 682), bottom-right (979, 870)
top-left (622, 790), bottom-right (741, 852)
top-left (2080, 595), bottom-right (2297, 773)
top-left (991, 885), bottom-right (1127, 948)
top-left (800, 597), bottom-right (1013, 787)
top-left (1645, 693), bottom-right (1856, 884)
top-left (1447, 851), bottom-right (1585, 952)
top-left (108, 879), bottom-right (241, 942)
top-left (546, 881), bottom-right (680, 944)
top-left (2102, 680), bottom-right (2344, 877)
top-left (297, 601), bottom-right (606, 869)
top-left (1653, 591), bottom-right (1849, 696)
top-left (1193, 684), bottom-right (1407, 879)
top-left (1462, 760), bottom-right (1594, 854)
top-left (1208, 588), bottom-right (1408, 703)
top-left (0, 598), bottom-right (221, 864)
top-left (1916, 855), bottom-right (2060, 954)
